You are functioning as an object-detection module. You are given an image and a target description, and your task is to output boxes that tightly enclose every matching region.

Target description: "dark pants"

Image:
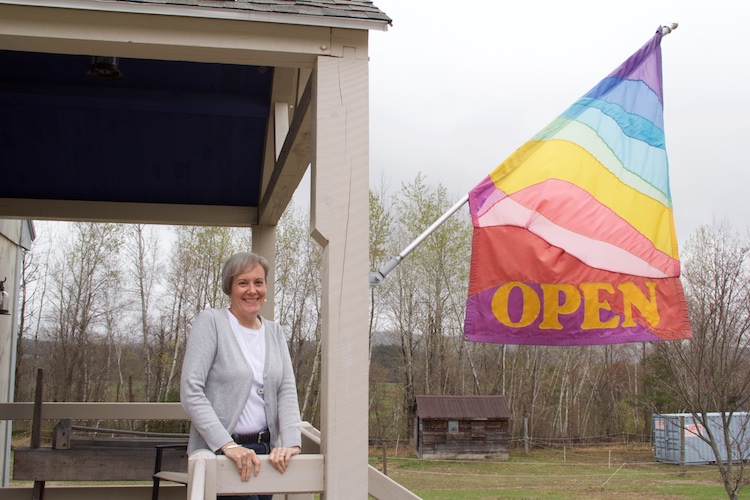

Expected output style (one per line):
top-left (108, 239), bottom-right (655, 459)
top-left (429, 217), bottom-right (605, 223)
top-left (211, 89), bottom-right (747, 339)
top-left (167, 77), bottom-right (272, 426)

top-left (220, 441), bottom-right (272, 500)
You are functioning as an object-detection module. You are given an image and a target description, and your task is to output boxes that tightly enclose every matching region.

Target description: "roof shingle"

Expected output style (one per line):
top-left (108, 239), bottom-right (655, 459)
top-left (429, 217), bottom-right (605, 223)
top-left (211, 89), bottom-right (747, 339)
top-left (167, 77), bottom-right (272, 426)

top-left (118, 0), bottom-right (392, 25)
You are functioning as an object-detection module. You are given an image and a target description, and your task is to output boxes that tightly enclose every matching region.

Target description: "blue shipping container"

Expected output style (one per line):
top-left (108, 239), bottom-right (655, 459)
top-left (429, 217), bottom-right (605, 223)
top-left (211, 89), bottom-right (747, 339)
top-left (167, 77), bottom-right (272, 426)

top-left (653, 412), bottom-right (750, 464)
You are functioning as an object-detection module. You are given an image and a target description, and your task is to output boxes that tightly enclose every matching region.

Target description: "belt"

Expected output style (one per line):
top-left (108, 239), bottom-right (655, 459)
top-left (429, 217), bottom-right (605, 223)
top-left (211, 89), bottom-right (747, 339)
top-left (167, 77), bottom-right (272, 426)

top-left (231, 428), bottom-right (270, 444)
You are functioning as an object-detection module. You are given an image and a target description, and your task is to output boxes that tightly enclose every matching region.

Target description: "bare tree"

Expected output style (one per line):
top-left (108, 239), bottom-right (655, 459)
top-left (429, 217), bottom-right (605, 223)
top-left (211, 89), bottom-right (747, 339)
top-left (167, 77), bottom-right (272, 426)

top-left (14, 227), bottom-right (51, 401)
top-left (275, 204), bottom-right (323, 424)
top-left (42, 222), bottom-right (124, 401)
top-left (654, 221), bottom-right (750, 500)
top-left (150, 225), bottom-right (239, 402)
top-left (374, 174), bottom-right (473, 434)
top-left (123, 224), bottom-right (162, 401)
top-left (369, 188), bottom-right (392, 363)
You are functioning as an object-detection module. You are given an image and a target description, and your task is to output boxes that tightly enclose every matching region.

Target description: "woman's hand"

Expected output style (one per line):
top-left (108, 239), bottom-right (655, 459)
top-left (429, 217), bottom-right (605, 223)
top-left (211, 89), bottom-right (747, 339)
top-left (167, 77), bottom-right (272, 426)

top-left (268, 446), bottom-right (301, 474)
top-left (222, 442), bottom-right (260, 481)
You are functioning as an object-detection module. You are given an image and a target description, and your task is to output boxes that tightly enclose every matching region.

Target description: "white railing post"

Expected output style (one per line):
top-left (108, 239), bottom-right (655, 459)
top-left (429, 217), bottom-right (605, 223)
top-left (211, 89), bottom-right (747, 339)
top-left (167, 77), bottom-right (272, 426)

top-left (190, 459), bottom-right (205, 500)
top-left (188, 449), bottom-right (216, 500)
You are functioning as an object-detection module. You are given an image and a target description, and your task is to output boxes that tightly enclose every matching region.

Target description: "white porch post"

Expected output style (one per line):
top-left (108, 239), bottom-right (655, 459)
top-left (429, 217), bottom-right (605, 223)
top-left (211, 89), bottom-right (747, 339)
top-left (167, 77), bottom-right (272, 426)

top-left (310, 47), bottom-right (370, 498)
top-left (252, 224), bottom-right (276, 319)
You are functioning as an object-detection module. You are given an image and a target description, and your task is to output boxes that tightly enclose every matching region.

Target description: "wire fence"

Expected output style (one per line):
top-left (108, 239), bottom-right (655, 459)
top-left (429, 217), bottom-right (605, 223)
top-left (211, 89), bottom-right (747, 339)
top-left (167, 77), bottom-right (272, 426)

top-left (370, 431), bottom-right (653, 457)
top-left (365, 442), bottom-right (730, 496)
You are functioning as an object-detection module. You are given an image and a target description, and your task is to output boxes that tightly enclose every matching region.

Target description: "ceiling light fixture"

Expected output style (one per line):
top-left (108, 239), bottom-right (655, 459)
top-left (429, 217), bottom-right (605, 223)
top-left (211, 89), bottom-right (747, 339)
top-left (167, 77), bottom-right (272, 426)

top-left (86, 56), bottom-right (124, 81)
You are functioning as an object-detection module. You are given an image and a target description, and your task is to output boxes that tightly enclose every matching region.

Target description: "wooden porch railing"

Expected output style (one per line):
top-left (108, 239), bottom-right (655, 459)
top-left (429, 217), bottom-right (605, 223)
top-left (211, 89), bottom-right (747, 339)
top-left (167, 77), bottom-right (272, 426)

top-left (187, 451), bottom-right (324, 499)
top-left (293, 423), bottom-right (421, 500)
top-left (0, 402), bottom-right (421, 499)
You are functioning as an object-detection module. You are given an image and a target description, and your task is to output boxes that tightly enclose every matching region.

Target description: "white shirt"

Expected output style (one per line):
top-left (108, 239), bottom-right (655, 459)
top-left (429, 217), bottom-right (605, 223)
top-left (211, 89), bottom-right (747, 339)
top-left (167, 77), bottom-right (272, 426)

top-left (226, 309), bottom-right (268, 434)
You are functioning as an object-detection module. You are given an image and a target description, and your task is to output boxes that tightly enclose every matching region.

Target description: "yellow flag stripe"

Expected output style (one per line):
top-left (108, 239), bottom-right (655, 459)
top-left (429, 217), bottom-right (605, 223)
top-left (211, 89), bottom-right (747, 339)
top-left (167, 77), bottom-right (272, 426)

top-left (489, 139), bottom-right (677, 257)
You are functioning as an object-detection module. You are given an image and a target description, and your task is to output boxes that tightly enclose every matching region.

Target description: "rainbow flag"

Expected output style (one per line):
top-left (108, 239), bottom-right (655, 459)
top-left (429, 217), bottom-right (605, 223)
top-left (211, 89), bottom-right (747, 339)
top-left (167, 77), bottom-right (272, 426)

top-left (464, 27), bottom-right (692, 346)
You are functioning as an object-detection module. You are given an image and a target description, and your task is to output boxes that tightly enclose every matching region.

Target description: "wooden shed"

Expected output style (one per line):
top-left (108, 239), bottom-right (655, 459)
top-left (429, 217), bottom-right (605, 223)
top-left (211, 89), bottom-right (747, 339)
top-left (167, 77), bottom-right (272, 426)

top-left (414, 395), bottom-right (511, 460)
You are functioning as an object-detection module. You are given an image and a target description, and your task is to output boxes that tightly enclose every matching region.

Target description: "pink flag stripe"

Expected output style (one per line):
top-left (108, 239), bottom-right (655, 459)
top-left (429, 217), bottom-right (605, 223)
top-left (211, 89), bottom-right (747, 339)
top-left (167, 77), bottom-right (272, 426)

top-left (476, 179), bottom-right (679, 277)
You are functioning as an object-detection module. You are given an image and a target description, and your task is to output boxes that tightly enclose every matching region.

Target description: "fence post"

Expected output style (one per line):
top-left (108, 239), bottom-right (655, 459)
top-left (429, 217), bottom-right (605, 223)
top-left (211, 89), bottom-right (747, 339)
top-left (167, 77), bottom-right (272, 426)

top-left (31, 369), bottom-right (44, 448)
top-left (31, 368), bottom-right (44, 500)
top-left (679, 416), bottom-right (686, 477)
top-left (382, 441), bottom-right (388, 476)
top-left (524, 417), bottom-right (529, 455)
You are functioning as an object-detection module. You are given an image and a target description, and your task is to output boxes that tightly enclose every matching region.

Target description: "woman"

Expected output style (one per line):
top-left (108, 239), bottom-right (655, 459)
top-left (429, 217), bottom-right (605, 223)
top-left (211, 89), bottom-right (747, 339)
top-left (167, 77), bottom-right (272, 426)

top-left (181, 252), bottom-right (302, 499)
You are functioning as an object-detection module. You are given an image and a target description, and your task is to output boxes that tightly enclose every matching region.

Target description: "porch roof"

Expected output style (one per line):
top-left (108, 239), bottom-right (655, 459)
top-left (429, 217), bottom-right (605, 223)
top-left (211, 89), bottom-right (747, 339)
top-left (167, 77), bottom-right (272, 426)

top-left (0, 0), bottom-right (389, 225)
top-left (121, 0), bottom-right (392, 25)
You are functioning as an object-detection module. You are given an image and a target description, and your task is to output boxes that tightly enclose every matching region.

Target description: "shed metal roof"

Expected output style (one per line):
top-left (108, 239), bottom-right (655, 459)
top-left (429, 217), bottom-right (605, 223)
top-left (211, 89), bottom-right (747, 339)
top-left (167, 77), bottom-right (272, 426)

top-left (415, 396), bottom-right (511, 420)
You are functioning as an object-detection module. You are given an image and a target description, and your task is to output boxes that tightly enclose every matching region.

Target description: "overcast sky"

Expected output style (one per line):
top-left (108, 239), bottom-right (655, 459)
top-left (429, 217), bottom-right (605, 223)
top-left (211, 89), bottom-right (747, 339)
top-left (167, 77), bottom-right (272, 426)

top-left (361, 0), bottom-right (750, 246)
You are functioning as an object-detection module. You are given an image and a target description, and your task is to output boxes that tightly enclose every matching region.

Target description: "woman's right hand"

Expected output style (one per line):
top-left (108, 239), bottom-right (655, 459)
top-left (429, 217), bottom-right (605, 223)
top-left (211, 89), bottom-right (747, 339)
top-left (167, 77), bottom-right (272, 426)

top-left (221, 442), bottom-right (260, 481)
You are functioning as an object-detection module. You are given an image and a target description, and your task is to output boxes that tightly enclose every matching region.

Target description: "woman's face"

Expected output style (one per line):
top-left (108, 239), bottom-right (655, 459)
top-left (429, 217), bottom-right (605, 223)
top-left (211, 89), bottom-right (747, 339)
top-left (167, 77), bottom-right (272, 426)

top-left (229, 264), bottom-right (267, 321)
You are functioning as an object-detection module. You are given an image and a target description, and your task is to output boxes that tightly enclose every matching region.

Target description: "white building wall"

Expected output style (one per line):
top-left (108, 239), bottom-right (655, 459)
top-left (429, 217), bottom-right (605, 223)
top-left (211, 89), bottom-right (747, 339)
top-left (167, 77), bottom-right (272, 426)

top-left (0, 219), bottom-right (29, 486)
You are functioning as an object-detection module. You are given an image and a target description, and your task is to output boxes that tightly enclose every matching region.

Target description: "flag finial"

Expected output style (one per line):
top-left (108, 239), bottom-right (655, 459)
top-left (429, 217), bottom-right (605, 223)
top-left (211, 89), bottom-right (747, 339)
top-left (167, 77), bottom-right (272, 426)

top-left (662, 23), bottom-right (678, 35)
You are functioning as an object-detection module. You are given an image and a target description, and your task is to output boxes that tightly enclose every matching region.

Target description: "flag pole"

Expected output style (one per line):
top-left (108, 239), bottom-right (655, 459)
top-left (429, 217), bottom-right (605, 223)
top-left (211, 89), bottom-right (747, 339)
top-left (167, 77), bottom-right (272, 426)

top-left (369, 22), bottom-right (679, 287)
top-left (369, 194), bottom-right (469, 286)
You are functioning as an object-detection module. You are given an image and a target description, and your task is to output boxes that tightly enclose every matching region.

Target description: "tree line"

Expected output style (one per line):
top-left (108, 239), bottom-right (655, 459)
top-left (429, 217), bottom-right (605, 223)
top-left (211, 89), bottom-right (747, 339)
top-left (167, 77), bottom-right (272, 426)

top-left (14, 174), bottom-right (750, 498)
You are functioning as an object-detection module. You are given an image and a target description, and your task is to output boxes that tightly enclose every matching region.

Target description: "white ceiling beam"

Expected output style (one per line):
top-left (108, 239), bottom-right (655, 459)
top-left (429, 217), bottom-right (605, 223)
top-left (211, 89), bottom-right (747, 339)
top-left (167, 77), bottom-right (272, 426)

top-left (258, 75), bottom-right (312, 225)
top-left (0, 199), bottom-right (259, 227)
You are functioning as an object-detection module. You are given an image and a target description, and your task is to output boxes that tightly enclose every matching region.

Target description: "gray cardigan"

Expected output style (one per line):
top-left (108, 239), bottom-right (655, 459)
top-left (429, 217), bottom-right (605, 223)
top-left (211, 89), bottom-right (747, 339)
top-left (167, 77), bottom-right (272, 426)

top-left (180, 308), bottom-right (302, 455)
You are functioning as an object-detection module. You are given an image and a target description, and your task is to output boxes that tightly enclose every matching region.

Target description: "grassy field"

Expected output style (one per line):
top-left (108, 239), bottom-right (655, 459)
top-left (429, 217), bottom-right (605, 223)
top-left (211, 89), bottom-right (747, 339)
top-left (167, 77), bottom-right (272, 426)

top-left (9, 442), bottom-right (746, 498)
top-left (368, 444), bottom-right (748, 499)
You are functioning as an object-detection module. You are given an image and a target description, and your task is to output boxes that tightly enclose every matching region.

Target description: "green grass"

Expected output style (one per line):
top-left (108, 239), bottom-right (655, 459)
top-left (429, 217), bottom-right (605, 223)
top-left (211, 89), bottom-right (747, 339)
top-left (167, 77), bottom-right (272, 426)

top-left (369, 444), bottom-right (750, 499)
top-left (10, 443), bottom-right (748, 498)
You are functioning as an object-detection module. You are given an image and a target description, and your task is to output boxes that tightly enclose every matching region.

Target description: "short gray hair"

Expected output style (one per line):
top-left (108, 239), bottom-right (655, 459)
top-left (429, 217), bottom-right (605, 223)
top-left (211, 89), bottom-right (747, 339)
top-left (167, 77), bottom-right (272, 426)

top-left (221, 252), bottom-right (269, 295)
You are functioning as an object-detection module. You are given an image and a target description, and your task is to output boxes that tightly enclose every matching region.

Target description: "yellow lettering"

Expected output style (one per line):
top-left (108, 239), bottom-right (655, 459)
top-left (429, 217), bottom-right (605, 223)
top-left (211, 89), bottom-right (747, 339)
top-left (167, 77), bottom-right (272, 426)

top-left (489, 281), bottom-right (658, 331)
top-left (539, 284), bottom-right (581, 329)
top-left (580, 283), bottom-right (619, 329)
top-left (618, 281), bottom-right (660, 327)
top-left (491, 282), bottom-right (539, 327)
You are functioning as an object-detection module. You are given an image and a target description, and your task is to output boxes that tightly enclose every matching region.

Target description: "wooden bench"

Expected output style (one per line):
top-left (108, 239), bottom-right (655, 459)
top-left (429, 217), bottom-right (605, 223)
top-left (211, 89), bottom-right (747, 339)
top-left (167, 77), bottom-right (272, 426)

top-left (13, 418), bottom-right (188, 483)
top-left (7, 369), bottom-right (190, 499)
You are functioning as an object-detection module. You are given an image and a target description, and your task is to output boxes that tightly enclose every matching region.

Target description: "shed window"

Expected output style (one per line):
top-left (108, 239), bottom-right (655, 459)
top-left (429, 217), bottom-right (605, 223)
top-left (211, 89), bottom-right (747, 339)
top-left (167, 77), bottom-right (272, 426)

top-left (428, 420), bottom-right (446, 431)
top-left (471, 421), bottom-right (485, 438)
top-left (448, 420), bottom-right (459, 433)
